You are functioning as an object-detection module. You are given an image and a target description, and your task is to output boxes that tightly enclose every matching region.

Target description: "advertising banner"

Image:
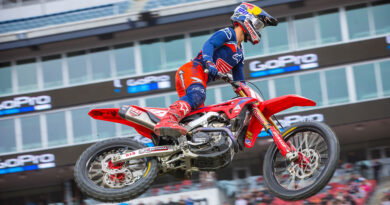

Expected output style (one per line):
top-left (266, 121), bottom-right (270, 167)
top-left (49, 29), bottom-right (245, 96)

top-left (0, 153), bottom-right (55, 175)
top-left (0, 135), bottom-right (153, 175)
top-left (243, 36), bottom-right (390, 79)
top-left (0, 71), bottom-right (176, 117)
top-left (0, 36), bottom-right (388, 117)
top-left (258, 97), bottom-right (390, 138)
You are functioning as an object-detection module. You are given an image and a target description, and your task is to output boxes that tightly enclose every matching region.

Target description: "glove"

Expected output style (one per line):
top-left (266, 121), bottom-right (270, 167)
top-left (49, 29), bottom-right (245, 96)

top-left (206, 61), bottom-right (219, 81)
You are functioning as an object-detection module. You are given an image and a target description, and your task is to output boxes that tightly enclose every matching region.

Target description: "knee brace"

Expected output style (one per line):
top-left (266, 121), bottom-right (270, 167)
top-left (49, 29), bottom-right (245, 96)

top-left (179, 83), bottom-right (206, 110)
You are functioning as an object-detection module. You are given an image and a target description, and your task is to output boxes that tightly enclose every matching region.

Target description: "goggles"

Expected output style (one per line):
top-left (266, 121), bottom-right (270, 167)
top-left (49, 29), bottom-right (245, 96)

top-left (251, 17), bottom-right (265, 32)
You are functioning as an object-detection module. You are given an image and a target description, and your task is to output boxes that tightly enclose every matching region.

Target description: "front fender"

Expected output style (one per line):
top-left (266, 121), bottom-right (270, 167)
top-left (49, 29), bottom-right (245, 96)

top-left (260, 94), bottom-right (316, 118)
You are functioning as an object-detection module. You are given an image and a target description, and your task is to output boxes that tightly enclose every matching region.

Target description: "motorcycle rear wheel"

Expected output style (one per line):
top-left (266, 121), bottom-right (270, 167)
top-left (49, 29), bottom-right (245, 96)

top-left (263, 121), bottom-right (339, 201)
top-left (74, 137), bottom-right (158, 202)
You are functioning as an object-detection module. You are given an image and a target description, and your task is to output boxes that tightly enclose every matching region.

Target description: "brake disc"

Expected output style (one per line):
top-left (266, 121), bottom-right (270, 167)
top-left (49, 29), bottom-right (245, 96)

top-left (101, 154), bottom-right (127, 175)
top-left (103, 169), bottom-right (134, 188)
top-left (288, 149), bottom-right (320, 180)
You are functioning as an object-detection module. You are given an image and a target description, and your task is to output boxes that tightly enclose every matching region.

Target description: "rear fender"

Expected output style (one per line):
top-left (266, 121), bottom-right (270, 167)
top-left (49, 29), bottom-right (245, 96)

top-left (89, 108), bottom-right (153, 139)
top-left (260, 95), bottom-right (316, 118)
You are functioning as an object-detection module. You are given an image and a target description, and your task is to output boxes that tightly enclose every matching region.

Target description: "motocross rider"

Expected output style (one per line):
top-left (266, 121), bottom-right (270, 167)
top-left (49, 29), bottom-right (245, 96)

top-left (154, 2), bottom-right (278, 137)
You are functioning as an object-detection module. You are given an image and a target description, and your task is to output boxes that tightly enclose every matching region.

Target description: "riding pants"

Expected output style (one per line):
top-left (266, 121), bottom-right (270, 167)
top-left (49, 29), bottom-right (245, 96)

top-left (175, 61), bottom-right (208, 110)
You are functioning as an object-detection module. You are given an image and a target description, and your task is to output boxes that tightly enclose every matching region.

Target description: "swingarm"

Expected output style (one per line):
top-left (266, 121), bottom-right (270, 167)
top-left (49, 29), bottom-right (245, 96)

top-left (112, 145), bottom-right (180, 164)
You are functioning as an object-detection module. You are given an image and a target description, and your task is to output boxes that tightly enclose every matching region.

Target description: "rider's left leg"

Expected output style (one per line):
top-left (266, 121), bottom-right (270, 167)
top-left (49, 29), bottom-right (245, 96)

top-left (154, 100), bottom-right (191, 137)
top-left (154, 61), bottom-right (207, 137)
top-left (154, 84), bottom-right (207, 137)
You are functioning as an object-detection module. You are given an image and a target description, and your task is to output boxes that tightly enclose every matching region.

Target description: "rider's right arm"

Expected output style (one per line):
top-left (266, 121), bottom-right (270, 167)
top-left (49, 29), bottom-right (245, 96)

top-left (202, 28), bottom-right (233, 62)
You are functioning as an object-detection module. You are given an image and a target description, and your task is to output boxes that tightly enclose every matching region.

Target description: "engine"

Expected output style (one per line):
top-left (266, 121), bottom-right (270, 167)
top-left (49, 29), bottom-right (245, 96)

top-left (188, 120), bottom-right (235, 171)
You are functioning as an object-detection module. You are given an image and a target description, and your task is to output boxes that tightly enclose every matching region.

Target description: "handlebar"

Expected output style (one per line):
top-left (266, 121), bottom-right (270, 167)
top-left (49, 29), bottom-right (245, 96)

top-left (204, 68), bottom-right (239, 89)
top-left (204, 68), bottom-right (232, 81)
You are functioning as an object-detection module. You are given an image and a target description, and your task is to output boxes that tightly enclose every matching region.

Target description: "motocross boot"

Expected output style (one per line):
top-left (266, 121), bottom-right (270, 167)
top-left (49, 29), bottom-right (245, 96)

top-left (154, 100), bottom-right (191, 138)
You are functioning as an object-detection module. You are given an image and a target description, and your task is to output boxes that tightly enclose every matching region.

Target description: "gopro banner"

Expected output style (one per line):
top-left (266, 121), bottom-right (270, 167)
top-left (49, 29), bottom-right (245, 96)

top-left (113, 75), bottom-right (171, 94)
top-left (0, 153), bottom-right (55, 175)
top-left (0, 71), bottom-right (176, 118)
top-left (249, 53), bottom-right (319, 77)
top-left (0, 135), bottom-right (154, 175)
top-left (0, 95), bottom-right (52, 117)
top-left (244, 36), bottom-right (390, 79)
top-left (257, 97), bottom-right (390, 138)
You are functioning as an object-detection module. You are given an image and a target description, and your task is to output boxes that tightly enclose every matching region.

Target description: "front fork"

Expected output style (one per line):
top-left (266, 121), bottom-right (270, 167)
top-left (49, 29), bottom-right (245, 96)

top-left (237, 90), bottom-right (299, 162)
top-left (251, 106), bottom-right (299, 161)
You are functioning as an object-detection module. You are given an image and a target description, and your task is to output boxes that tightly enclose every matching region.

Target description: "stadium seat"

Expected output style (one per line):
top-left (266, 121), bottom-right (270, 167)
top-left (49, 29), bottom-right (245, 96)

top-left (0, 1), bottom-right (133, 34)
top-left (142, 0), bottom-right (201, 11)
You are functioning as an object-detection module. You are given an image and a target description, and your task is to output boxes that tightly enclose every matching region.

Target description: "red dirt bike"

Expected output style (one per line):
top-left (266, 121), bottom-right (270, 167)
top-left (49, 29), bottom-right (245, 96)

top-left (74, 71), bottom-right (339, 202)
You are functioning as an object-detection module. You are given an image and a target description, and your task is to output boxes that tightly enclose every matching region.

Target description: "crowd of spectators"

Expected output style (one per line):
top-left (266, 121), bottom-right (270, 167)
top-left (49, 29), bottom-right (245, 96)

top-left (380, 187), bottom-right (390, 205)
top-left (230, 166), bottom-right (377, 205)
top-left (140, 172), bottom-right (217, 197)
top-left (128, 172), bottom-right (215, 205)
top-left (124, 161), bottom-right (383, 205)
top-left (133, 196), bottom-right (206, 205)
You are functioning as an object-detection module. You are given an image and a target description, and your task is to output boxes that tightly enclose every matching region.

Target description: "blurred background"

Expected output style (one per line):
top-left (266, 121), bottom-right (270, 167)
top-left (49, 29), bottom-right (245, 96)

top-left (0, 0), bottom-right (389, 204)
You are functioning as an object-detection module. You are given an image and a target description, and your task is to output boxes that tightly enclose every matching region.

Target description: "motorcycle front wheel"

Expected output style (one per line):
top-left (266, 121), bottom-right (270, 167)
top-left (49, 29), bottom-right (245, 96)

top-left (74, 137), bottom-right (159, 202)
top-left (263, 121), bottom-right (339, 201)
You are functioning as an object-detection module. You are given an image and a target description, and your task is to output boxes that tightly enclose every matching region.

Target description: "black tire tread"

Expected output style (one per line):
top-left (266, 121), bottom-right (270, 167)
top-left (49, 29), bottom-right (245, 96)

top-left (74, 137), bottom-right (159, 202)
top-left (263, 121), bottom-right (340, 201)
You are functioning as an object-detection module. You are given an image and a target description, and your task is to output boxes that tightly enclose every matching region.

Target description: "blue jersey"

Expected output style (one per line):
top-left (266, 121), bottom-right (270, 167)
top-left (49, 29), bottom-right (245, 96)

top-left (194, 27), bottom-right (245, 83)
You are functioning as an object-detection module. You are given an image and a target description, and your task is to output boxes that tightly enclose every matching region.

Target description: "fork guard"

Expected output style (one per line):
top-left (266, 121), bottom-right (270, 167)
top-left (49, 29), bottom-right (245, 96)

top-left (260, 94), bottom-right (316, 118)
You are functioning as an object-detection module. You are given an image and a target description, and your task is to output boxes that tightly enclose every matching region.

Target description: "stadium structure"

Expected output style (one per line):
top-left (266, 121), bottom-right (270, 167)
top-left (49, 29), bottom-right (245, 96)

top-left (0, 0), bottom-right (389, 204)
